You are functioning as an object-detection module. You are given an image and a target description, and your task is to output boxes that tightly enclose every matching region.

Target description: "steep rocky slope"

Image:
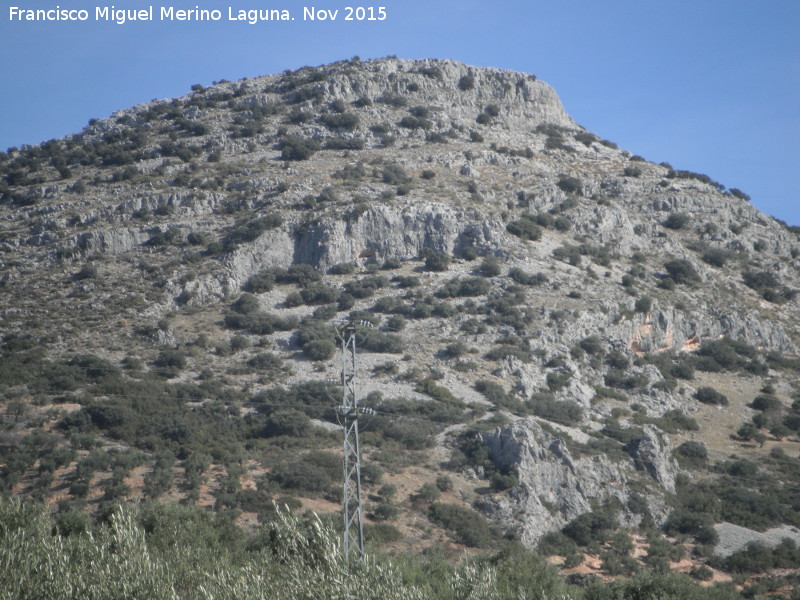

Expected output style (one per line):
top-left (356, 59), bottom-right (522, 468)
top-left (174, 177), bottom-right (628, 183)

top-left (2, 58), bottom-right (800, 574)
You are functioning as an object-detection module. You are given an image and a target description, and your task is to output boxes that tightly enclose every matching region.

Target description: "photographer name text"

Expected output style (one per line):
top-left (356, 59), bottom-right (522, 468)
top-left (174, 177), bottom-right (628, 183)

top-left (7, 5), bottom-right (388, 25)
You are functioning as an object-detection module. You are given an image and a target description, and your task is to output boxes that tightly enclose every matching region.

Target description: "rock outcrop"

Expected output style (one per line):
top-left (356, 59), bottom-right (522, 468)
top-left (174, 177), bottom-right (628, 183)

top-left (478, 418), bottom-right (657, 546)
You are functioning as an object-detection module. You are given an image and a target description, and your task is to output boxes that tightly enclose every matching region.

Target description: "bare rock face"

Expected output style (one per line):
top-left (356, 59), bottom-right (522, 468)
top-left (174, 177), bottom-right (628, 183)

top-left (477, 417), bottom-right (639, 546)
top-left (625, 308), bottom-right (796, 355)
top-left (315, 58), bottom-right (576, 133)
top-left (291, 204), bottom-right (506, 269)
top-left (628, 425), bottom-right (679, 493)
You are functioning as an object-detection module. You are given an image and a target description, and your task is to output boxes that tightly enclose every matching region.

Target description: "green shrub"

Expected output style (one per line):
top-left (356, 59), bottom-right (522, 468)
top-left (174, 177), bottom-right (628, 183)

top-left (491, 472), bottom-right (518, 491)
top-left (726, 458), bottom-right (758, 478)
top-left (579, 335), bottom-right (604, 355)
top-left (278, 134), bottom-right (320, 160)
top-left (458, 75), bottom-right (475, 91)
top-left (302, 339), bottom-right (336, 361)
top-left (319, 112), bottom-right (359, 131)
top-left (652, 409), bottom-right (699, 433)
top-left (243, 269), bottom-right (277, 292)
top-left (377, 92), bottom-right (407, 107)
top-left (727, 539), bottom-right (800, 574)
top-left (736, 423), bottom-right (758, 441)
top-left (556, 175), bottom-right (583, 195)
top-left (662, 213), bottom-right (689, 230)
top-left (435, 475), bottom-right (453, 492)
top-left (537, 531), bottom-right (579, 557)
top-left (232, 293), bottom-right (261, 315)
top-left (223, 311), bottom-right (298, 335)
top-left (623, 166), bottom-right (642, 177)
top-left (421, 248), bottom-right (450, 272)
top-left (719, 486), bottom-right (785, 531)
top-left (562, 510), bottom-right (614, 546)
top-left (741, 270), bottom-right (796, 303)
top-left (300, 283), bottom-right (341, 305)
top-left (443, 342), bottom-right (469, 358)
top-left (277, 263), bottom-right (321, 286)
top-left (223, 214), bottom-right (283, 248)
top-left (271, 456), bottom-right (336, 494)
top-left (417, 482), bottom-right (441, 503)
top-left (701, 247), bottom-right (731, 267)
top-left (74, 263), bottom-right (98, 281)
top-left (694, 386), bottom-right (728, 406)
top-left (229, 335), bottom-right (250, 352)
top-left (436, 276), bottom-right (489, 298)
top-left (474, 380), bottom-right (519, 410)
top-left (265, 409), bottom-right (311, 437)
top-left (664, 259), bottom-right (700, 284)
top-left (358, 328), bottom-right (403, 353)
top-left (343, 275), bottom-right (388, 299)
top-left (675, 441), bottom-right (707, 465)
top-left (415, 378), bottom-right (460, 405)
top-left (381, 163), bottom-right (411, 185)
top-left (478, 256), bottom-right (501, 277)
top-left (508, 267), bottom-right (547, 286)
top-left (527, 395), bottom-right (582, 425)
top-left (154, 348), bottom-right (186, 370)
top-left (633, 295), bottom-right (652, 313)
top-left (429, 502), bottom-right (493, 547)
top-left (751, 394), bottom-right (782, 412)
top-left (297, 321), bottom-right (337, 360)
top-left (328, 262), bottom-right (355, 275)
top-left (374, 419), bottom-right (437, 450)
top-left (506, 215), bottom-right (542, 241)
top-left (693, 337), bottom-right (764, 374)
top-left (485, 345), bottom-right (530, 363)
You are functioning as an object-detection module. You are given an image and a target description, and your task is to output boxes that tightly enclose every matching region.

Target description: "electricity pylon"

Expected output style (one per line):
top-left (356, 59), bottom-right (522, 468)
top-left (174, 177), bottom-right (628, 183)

top-left (338, 320), bottom-right (364, 562)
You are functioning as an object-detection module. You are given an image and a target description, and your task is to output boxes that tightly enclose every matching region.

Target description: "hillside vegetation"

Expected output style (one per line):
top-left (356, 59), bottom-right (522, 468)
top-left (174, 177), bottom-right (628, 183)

top-left (1, 57), bottom-right (800, 596)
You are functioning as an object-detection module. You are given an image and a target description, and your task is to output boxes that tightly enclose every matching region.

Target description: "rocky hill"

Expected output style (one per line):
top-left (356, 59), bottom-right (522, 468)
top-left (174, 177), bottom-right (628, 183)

top-left (2, 57), bottom-right (800, 587)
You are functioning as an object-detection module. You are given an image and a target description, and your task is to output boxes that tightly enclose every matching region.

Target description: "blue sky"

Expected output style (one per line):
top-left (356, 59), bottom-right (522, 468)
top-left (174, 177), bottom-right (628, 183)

top-left (2, 1), bottom-right (798, 224)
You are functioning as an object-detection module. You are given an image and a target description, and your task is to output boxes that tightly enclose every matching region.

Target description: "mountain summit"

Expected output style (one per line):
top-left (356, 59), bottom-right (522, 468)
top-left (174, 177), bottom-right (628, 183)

top-left (2, 57), bottom-right (800, 578)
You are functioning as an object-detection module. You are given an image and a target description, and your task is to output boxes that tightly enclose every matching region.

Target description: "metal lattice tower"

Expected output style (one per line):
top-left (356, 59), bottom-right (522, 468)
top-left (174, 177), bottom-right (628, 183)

top-left (339, 321), bottom-right (364, 562)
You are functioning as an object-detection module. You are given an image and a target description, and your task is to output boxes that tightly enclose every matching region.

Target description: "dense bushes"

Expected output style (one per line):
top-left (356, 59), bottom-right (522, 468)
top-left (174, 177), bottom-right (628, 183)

top-left (278, 134), bottom-right (320, 160)
top-left (3, 498), bottom-right (630, 600)
top-left (436, 276), bottom-right (490, 298)
top-left (750, 394), bottom-right (782, 412)
top-left (556, 175), bottom-right (583, 195)
top-left (693, 337), bottom-right (766, 374)
top-left (297, 320), bottom-right (337, 361)
top-left (319, 112), bottom-right (359, 131)
top-left (664, 259), bottom-right (700, 285)
top-left (506, 214), bottom-right (542, 241)
top-left (701, 247), bottom-right (731, 268)
top-left (508, 267), bottom-right (547, 286)
top-left (428, 502), bottom-right (493, 547)
top-left (474, 380), bottom-right (520, 411)
top-left (271, 451), bottom-right (340, 494)
top-left (527, 395), bottom-right (583, 425)
top-left (726, 539), bottom-right (800, 574)
top-left (56, 380), bottom-right (251, 460)
top-left (662, 213), bottom-right (689, 230)
top-left (562, 510), bottom-right (615, 546)
top-left (356, 327), bottom-right (403, 353)
top-left (223, 214), bottom-right (283, 249)
top-left (742, 270), bottom-right (796, 304)
top-left (717, 486), bottom-right (786, 530)
top-left (694, 386), bottom-right (728, 406)
top-left (230, 312), bottom-right (299, 335)
top-left (421, 248), bottom-right (450, 272)
top-left (675, 441), bottom-right (708, 466)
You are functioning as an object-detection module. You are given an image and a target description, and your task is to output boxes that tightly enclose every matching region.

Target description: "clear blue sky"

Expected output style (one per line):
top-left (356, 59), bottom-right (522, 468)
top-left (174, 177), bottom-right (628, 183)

top-left (2, 1), bottom-right (798, 224)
